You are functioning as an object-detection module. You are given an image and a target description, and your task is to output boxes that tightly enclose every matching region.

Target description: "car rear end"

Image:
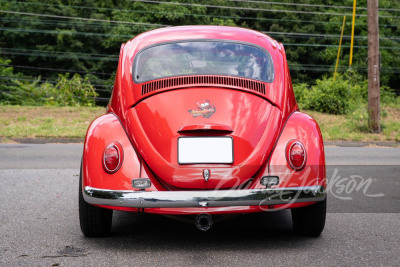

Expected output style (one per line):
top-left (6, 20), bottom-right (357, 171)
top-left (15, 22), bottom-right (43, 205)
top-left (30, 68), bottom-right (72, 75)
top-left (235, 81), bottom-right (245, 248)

top-left (79, 26), bottom-right (326, 237)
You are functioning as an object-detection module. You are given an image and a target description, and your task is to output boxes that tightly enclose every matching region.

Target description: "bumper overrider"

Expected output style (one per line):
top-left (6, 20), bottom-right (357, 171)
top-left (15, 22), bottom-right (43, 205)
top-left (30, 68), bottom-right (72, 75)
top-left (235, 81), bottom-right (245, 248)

top-left (83, 185), bottom-right (326, 208)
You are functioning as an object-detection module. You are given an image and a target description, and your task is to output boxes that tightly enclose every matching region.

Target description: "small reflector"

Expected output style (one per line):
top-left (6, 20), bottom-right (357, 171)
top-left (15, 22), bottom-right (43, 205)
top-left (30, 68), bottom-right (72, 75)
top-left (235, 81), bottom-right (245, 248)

top-left (132, 178), bottom-right (151, 189)
top-left (260, 176), bottom-right (279, 188)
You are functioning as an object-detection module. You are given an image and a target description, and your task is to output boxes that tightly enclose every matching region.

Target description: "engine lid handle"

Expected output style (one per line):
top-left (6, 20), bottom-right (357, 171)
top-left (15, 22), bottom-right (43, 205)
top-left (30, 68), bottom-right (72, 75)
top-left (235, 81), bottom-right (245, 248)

top-left (178, 124), bottom-right (233, 133)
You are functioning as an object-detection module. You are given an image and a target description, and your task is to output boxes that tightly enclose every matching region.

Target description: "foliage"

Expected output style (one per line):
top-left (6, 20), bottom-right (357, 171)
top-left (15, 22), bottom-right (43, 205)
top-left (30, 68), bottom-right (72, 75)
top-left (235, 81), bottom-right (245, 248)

top-left (292, 83), bottom-right (309, 107)
top-left (307, 76), bottom-right (350, 115)
top-left (46, 73), bottom-right (98, 106)
top-left (294, 72), bottom-right (365, 114)
top-left (0, 0), bottom-right (399, 100)
top-left (294, 70), bottom-right (399, 135)
top-left (0, 58), bottom-right (14, 78)
top-left (0, 72), bottom-right (97, 106)
top-left (294, 69), bottom-right (400, 116)
top-left (0, 58), bottom-right (21, 92)
top-left (381, 86), bottom-right (400, 107)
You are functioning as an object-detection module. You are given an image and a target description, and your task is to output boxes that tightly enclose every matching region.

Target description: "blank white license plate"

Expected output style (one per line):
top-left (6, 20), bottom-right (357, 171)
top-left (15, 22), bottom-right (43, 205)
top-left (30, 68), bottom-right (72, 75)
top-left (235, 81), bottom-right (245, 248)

top-left (178, 137), bottom-right (233, 164)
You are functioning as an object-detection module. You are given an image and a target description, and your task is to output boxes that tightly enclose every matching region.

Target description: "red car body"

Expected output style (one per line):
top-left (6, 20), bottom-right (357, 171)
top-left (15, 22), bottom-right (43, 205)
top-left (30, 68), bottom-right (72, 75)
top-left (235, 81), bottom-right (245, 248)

top-left (79, 26), bottom-right (326, 237)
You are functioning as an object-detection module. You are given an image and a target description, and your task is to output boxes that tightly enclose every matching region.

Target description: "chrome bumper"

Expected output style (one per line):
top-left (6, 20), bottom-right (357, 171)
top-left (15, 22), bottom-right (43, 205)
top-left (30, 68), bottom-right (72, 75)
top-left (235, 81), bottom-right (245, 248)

top-left (83, 185), bottom-right (326, 208)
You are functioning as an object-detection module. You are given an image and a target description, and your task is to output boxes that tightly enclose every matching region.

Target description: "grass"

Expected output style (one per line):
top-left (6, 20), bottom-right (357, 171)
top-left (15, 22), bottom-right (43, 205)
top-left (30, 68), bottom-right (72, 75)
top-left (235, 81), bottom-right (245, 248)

top-left (306, 104), bottom-right (400, 143)
top-left (0, 105), bottom-right (399, 143)
top-left (0, 105), bottom-right (105, 141)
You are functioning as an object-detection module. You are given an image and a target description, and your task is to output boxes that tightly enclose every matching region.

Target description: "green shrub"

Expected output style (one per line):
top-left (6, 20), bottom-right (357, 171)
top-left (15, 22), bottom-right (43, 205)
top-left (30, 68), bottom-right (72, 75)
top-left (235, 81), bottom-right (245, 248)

top-left (294, 75), bottom-right (349, 114)
top-left (0, 58), bottom-right (23, 98)
top-left (0, 58), bottom-right (14, 80)
top-left (0, 73), bottom-right (97, 106)
top-left (0, 77), bottom-right (44, 106)
top-left (293, 83), bottom-right (309, 109)
top-left (294, 72), bottom-right (371, 115)
top-left (380, 85), bottom-right (400, 106)
top-left (45, 73), bottom-right (98, 106)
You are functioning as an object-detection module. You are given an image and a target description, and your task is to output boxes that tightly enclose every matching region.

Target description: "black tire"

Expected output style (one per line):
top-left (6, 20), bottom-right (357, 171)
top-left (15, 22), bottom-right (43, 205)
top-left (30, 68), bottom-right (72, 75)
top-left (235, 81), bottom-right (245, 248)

top-left (291, 198), bottom-right (326, 237)
top-left (79, 164), bottom-right (113, 237)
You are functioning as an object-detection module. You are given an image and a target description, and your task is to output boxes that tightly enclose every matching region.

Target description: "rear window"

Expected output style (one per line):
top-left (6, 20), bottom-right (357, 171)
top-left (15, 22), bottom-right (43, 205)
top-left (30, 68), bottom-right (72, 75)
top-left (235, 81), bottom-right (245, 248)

top-left (133, 41), bottom-right (274, 83)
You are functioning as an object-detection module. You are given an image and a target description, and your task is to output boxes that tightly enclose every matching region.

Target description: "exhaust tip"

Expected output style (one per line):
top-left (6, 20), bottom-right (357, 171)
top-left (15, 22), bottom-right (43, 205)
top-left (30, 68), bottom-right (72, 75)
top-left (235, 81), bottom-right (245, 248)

top-left (195, 213), bottom-right (213, 232)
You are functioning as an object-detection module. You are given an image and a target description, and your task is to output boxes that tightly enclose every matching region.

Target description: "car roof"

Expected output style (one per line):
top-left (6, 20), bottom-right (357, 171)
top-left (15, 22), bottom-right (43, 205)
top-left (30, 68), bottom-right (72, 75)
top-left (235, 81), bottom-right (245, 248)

top-left (124, 25), bottom-right (280, 53)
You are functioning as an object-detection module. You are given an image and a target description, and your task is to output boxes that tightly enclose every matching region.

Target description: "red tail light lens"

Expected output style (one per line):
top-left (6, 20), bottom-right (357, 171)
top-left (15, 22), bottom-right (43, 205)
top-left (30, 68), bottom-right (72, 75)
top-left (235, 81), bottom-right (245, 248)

top-left (286, 140), bottom-right (306, 171)
top-left (103, 142), bottom-right (123, 173)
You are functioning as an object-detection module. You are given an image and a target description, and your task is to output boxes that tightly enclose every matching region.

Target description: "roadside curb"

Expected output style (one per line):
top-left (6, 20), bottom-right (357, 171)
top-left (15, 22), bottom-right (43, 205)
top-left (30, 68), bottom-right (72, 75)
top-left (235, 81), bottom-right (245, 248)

top-left (1, 138), bottom-right (84, 144)
top-left (324, 141), bottom-right (399, 147)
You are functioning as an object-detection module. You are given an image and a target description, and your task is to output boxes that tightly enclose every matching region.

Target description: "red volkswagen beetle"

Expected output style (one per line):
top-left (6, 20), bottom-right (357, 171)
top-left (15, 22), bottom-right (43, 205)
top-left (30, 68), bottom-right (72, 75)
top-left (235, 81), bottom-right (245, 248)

top-left (79, 26), bottom-right (326, 237)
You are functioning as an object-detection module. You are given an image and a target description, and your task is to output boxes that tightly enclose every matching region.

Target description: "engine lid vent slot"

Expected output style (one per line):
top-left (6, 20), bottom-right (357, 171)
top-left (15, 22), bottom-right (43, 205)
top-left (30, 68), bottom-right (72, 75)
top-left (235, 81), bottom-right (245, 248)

top-left (141, 75), bottom-right (266, 96)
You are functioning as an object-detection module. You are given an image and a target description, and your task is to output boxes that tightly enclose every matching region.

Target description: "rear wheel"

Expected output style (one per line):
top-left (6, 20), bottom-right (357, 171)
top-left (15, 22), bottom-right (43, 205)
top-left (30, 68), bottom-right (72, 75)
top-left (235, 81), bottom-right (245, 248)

top-left (79, 165), bottom-right (113, 237)
top-left (291, 198), bottom-right (326, 237)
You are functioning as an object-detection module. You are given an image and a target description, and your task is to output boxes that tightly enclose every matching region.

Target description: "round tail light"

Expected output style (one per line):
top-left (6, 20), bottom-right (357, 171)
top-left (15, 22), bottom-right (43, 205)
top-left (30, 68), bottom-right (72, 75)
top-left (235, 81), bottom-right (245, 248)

top-left (286, 140), bottom-right (306, 171)
top-left (103, 142), bottom-right (123, 173)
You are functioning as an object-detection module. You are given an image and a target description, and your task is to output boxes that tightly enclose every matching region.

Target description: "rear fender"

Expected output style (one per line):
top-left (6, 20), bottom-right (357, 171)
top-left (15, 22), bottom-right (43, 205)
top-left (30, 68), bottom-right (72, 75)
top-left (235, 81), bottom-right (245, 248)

top-left (82, 113), bottom-right (142, 191)
top-left (262, 111), bottom-right (326, 189)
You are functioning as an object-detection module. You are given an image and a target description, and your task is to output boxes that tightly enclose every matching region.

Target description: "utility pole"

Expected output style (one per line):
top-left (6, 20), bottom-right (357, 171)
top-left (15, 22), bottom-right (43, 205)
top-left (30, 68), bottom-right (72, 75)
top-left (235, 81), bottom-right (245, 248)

top-left (368, 0), bottom-right (380, 132)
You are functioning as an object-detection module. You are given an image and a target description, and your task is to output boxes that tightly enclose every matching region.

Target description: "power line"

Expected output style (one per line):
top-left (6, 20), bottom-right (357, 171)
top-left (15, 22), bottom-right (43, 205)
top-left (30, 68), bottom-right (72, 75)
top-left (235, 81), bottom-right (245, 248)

top-left (0, 88), bottom-right (110, 101)
top-left (0, 17), bottom-right (126, 30)
top-left (0, 10), bottom-right (335, 29)
top-left (1, 47), bottom-right (117, 58)
top-left (2, 0), bottom-right (399, 20)
top-left (380, 8), bottom-right (400, 12)
top-left (226, 0), bottom-right (366, 10)
top-left (1, 48), bottom-right (119, 62)
top-left (3, 60), bottom-right (399, 75)
top-left (0, 9), bottom-right (343, 27)
top-left (0, 4), bottom-right (398, 80)
top-left (0, 26), bottom-right (139, 39)
top-left (0, 0), bottom-right (171, 26)
top-left (263, 31), bottom-right (400, 41)
top-left (0, 64), bottom-right (114, 77)
top-left (132, 0), bottom-right (400, 18)
top-left (0, 1), bottom-right (398, 40)
top-left (0, 9), bottom-right (169, 27)
top-left (133, 0), bottom-right (358, 17)
top-left (2, 16), bottom-right (399, 42)
top-left (0, 76), bottom-right (112, 90)
top-left (226, 0), bottom-right (360, 10)
top-left (0, 0), bottom-right (359, 11)
top-left (190, 0), bottom-right (400, 13)
top-left (2, 51), bottom-right (117, 61)
top-left (2, 61), bottom-right (399, 80)
top-left (288, 63), bottom-right (400, 73)
top-left (1, 3), bottom-right (398, 31)
top-left (226, 0), bottom-right (399, 12)
top-left (3, 30), bottom-right (398, 54)
top-left (228, 0), bottom-right (359, 10)
top-left (0, 3), bottom-right (369, 27)
top-left (2, 25), bottom-right (400, 47)
top-left (1, 47), bottom-right (399, 76)
top-left (283, 42), bottom-right (400, 51)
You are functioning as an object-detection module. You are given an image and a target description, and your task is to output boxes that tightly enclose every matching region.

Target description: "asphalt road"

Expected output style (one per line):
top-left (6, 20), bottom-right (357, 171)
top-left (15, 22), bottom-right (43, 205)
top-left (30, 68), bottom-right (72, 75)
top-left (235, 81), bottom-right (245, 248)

top-left (0, 144), bottom-right (399, 266)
